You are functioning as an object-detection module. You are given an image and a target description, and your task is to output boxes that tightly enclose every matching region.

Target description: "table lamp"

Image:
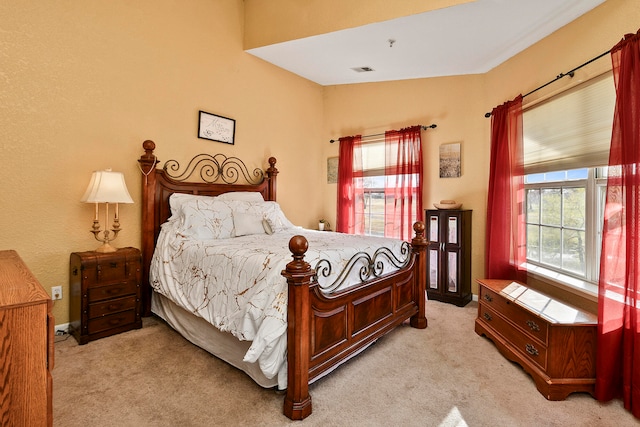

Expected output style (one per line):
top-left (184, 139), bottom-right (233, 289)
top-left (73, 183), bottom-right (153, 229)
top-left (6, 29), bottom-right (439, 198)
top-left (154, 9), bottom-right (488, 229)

top-left (80, 169), bottom-right (134, 253)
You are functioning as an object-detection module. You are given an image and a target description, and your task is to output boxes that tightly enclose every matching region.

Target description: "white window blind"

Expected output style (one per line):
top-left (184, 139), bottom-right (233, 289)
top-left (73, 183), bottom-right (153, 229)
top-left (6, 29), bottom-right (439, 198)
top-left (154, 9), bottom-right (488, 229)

top-left (523, 72), bottom-right (615, 174)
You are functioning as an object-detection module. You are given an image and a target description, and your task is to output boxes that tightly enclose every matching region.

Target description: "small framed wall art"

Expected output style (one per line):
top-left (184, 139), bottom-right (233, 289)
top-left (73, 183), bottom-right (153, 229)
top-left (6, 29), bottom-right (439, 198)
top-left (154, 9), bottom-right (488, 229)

top-left (198, 110), bottom-right (236, 144)
top-left (439, 142), bottom-right (462, 178)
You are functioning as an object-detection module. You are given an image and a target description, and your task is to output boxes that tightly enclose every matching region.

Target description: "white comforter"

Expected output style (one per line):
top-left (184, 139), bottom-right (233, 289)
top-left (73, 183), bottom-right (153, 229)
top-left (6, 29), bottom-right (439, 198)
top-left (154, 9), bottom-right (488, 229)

top-left (150, 223), bottom-right (408, 386)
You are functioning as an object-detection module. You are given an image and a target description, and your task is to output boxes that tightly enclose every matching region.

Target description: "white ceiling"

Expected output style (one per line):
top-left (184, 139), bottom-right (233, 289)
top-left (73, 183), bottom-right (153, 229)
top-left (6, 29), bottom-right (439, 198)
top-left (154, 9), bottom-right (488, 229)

top-left (246, 0), bottom-right (606, 86)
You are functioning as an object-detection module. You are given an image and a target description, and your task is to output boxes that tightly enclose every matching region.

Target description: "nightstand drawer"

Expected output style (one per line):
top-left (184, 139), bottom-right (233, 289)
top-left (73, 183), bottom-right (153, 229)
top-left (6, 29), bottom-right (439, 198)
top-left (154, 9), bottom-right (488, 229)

top-left (96, 261), bottom-right (129, 283)
top-left (88, 295), bottom-right (137, 319)
top-left (72, 248), bottom-right (140, 287)
top-left (87, 281), bottom-right (137, 302)
top-left (87, 310), bottom-right (136, 335)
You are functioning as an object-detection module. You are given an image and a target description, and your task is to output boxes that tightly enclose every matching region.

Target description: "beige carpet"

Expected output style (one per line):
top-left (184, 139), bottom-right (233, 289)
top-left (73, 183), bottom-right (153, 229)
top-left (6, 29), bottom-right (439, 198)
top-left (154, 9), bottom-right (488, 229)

top-left (53, 300), bottom-right (630, 426)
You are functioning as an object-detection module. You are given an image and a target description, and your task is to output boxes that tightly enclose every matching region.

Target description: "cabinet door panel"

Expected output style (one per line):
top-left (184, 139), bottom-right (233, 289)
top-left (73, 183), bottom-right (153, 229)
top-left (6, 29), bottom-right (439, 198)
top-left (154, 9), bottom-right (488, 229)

top-left (428, 249), bottom-right (439, 289)
top-left (447, 216), bottom-right (458, 244)
top-left (447, 251), bottom-right (458, 292)
top-left (428, 215), bottom-right (439, 242)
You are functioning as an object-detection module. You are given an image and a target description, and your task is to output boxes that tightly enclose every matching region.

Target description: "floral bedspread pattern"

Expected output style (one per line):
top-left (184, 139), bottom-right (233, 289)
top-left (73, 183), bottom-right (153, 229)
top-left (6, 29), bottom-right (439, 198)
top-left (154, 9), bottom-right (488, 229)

top-left (150, 223), bottom-right (407, 385)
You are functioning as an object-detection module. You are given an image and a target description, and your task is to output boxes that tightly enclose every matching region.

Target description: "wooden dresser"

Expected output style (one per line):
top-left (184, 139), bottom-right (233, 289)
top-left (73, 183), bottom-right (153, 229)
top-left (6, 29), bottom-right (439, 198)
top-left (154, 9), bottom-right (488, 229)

top-left (0, 250), bottom-right (54, 427)
top-left (475, 279), bottom-right (597, 400)
top-left (69, 247), bottom-right (142, 344)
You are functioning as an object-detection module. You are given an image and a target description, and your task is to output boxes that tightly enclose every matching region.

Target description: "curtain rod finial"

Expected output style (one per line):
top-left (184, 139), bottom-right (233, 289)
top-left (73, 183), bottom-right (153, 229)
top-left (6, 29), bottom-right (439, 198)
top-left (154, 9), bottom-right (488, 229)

top-left (485, 112), bottom-right (492, 118)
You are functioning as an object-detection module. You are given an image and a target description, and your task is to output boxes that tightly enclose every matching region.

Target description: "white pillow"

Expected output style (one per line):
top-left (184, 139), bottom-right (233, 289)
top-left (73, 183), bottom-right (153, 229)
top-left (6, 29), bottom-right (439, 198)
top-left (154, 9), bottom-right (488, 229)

top-left (172, 196), bottom-right (235, 240)
top-left (169, 193), bottom-right (214, 219)
top-left (216, 191), bottom-right (265, 202)
top-left (227, 200), bottom-right (295, 233)
top-left (233, 212), bottom-right (266, 237)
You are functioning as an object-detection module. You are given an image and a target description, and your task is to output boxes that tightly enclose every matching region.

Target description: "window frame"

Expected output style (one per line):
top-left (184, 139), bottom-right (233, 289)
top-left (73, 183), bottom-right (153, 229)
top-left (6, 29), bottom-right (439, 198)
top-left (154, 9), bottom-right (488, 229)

top-left (524, 167), bottom-right (606, 287)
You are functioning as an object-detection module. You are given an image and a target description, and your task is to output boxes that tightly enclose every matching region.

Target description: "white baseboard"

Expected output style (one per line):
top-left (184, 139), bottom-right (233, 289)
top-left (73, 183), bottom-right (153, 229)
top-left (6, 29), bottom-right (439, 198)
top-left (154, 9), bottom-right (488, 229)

top-left (55, 322), bottom-right (70, 334)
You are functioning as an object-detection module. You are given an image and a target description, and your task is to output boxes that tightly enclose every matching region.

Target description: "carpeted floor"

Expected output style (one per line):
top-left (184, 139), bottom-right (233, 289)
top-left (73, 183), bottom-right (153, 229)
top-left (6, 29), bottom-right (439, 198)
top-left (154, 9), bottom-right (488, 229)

top-left (53, 299), bottom-right (631, 426)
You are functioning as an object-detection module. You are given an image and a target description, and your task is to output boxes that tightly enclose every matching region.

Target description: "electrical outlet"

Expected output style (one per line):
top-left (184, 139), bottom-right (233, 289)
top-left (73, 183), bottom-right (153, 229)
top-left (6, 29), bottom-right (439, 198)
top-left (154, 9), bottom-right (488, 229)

top-left (52, 286), bottom-right (62, 301)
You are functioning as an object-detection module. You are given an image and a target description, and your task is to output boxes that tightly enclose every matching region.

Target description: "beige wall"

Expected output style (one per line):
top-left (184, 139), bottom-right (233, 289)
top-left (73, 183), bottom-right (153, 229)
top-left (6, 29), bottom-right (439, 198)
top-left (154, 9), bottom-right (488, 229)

top-left (1, 0), bottom-right (324, 325)
top-left (321, 0), bottom-right (640, 301)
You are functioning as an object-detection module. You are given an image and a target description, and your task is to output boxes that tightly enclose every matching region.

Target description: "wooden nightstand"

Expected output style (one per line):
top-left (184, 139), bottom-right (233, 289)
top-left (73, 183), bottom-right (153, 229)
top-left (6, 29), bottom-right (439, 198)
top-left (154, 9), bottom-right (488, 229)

top-left (69, 247), bottom-right (142, 344)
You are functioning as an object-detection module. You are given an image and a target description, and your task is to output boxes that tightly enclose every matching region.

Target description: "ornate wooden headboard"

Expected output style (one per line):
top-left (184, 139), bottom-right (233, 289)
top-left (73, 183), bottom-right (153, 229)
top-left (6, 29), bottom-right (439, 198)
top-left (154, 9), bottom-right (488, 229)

top-left (137, 139), bottom-right (279, 315)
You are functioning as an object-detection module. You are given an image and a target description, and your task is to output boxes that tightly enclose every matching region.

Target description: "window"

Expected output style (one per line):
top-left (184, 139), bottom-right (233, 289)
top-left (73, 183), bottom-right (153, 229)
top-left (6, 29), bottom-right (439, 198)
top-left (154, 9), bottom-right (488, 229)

top-left (359, 139), bottom-right (421, 237)
top-left (525, 168), bottom-right (607, 283)
top-left (523, 72), bottom-right (614, 287)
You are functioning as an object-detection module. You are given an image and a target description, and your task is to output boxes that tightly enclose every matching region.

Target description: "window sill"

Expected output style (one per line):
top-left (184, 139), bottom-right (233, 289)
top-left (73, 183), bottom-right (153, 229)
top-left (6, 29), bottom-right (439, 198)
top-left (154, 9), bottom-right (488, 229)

top-left (524, 263), bottom-right (598, 304)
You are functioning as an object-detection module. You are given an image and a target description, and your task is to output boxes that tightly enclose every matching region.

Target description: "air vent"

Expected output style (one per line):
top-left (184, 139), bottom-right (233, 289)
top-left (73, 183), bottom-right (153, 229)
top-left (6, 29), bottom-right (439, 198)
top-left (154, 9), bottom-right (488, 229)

top-left (351, 66), bottom-right (375, 73)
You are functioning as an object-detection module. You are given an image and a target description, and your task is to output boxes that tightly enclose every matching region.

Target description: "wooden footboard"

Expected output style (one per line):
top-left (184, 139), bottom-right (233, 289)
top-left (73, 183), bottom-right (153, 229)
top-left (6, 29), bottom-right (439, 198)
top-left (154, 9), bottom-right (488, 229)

top-left (282, 223), bottom-right (427, 420)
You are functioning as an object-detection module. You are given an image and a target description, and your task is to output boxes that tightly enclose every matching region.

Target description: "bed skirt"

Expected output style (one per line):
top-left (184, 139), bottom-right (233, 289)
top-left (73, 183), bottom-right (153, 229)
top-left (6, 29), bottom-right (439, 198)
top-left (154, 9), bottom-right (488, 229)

top-left (151, 292), bottom-right (282, 389)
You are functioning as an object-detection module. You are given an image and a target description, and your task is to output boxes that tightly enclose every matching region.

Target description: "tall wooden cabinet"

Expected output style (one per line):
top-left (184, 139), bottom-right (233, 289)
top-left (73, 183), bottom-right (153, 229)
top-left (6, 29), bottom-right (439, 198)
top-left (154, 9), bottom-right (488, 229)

top-left (425, 209), bottom-right (472, 306)
top-left (0, 250), bottom-right (54, 427)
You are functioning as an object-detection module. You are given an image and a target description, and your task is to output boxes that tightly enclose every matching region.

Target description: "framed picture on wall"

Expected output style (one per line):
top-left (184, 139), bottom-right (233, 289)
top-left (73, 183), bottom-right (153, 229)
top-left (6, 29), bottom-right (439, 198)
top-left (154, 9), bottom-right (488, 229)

top-left (439, 142), bottom-right (462, 178)
top-left (327, 157), bottom-right (338, 183)
top-left (198, 110), bottom-right (236, 144)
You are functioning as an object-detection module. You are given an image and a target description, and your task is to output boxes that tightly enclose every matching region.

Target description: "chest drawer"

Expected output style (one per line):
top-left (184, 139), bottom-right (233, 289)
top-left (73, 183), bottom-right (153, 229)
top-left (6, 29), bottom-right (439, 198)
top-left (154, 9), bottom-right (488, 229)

top-left (479, 304), bottom-right (548, 370)
top-left (479, 285), bottom-right (549, 344)
top-left (87, 280), bottom-right (138, 303)
top-left (88, 295), bottom-right (137, 319)
top-left (87, 310), bottom-right (136, 335)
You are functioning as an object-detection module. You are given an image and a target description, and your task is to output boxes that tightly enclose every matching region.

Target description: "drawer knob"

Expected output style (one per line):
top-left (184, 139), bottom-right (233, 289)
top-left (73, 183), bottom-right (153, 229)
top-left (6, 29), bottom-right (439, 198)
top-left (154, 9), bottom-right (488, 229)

top-left (525, 344), bottom-right (539, 356)
top-left (526, 320), bottom-right (540, 332)
top-left (483, 312), bottom-right (492, 321)
top-left (483, 294), bottom-right (493, 302)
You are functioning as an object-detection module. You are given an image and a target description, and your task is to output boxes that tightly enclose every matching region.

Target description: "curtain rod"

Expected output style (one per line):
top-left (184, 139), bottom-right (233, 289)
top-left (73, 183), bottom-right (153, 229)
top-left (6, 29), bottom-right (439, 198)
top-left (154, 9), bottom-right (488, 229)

top-left (484, 48), bottom-right (611, 118)
top-left (329, 124), bottom-right (437, 143)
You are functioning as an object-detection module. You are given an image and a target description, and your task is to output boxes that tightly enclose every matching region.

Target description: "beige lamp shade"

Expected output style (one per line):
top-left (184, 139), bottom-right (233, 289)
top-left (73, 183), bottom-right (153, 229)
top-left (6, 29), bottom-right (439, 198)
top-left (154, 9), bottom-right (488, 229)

top-left (81, 169), bottom-right (133, 204)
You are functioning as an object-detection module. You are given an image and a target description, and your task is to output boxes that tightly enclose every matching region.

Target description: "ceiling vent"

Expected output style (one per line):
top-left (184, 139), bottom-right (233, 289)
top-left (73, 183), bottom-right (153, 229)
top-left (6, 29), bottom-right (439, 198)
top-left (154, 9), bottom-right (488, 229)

top-left (351, 66), bottom-right (375, 73)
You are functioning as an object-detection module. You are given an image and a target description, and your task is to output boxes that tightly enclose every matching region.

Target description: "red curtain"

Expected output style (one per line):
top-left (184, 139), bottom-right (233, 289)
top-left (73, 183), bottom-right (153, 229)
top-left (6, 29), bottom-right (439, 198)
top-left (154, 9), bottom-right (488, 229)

top-left (485, 95), bottom-right (527, 281)
top-left (336, 135), bottom-right (364, 234)
top-left (596, 29), bottom-right (640, 418)
top-left (384, 126), bottom-right (423, 240)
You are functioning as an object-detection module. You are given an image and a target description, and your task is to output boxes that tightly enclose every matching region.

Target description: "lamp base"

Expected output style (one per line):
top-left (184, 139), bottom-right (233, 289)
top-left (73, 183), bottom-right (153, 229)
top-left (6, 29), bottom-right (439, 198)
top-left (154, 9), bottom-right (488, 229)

top-left (95, 242), bottom-right (118, 253)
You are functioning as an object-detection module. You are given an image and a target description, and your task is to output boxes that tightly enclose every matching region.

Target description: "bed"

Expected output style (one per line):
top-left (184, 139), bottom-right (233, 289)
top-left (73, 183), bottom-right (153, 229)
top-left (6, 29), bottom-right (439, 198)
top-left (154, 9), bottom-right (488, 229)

top-left (137, 139), bottom-right (427, 420)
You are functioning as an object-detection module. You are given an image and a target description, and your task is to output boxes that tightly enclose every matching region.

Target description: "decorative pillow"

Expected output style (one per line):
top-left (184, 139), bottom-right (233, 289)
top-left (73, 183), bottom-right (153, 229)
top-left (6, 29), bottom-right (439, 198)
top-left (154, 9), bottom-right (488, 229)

top-left (262, 219), bottom-right (274, 235)
top-left (169, 193), bottom-right (215, 219)
top-left (227, 200), bottom-right (295, 233)
top-left (216, 191), bottom-right (265, 202)
top-left (233, 212), bottom-right (267, 237)
top-left (172, 196), bottom-right (234, 240)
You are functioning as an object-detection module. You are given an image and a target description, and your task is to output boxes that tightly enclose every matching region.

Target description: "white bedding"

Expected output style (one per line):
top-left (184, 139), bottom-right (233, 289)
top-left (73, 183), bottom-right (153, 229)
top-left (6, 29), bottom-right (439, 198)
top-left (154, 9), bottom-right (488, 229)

top-left (150, 205), bottom-right (408, 389)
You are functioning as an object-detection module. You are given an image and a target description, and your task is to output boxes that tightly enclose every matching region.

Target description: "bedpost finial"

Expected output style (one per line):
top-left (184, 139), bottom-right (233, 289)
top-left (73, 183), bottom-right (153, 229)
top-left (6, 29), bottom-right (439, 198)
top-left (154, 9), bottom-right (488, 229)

top-left (289, 235), bottom-right (308, 256)
top-left (143, 140), bottom-right (156, 153)
top-left (268, 157), bottom-right (277, 167)
top-left (411, 221), bottom-right (427, 248)
top-left (286, 235), bottom-right (311, 273)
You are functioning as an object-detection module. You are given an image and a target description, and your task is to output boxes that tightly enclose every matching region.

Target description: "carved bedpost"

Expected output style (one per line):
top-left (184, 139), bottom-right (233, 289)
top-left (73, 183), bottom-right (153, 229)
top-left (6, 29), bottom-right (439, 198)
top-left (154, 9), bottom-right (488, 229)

top-left (138, 140), bottom-right (159, 317)
top-left (281, 235), bottom-right (313, 420)
top-left (410, 221), bottom-right (428, 329)
top-left (266, 157), bottom-right (278, 201)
